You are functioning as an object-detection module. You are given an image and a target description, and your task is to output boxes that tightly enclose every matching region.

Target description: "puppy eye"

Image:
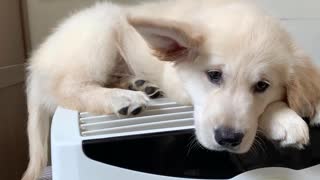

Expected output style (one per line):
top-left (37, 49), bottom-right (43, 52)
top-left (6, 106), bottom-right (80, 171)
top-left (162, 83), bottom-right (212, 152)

top-left (254, 81), bottom-right (270, 93)
top-left (206, 70), bottom-right (223, 84)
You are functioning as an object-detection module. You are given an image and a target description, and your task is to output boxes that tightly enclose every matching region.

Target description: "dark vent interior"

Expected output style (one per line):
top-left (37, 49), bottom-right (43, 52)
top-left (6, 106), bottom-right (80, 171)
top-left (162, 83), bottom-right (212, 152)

top-left (83, 127), bottom-right (320, 179)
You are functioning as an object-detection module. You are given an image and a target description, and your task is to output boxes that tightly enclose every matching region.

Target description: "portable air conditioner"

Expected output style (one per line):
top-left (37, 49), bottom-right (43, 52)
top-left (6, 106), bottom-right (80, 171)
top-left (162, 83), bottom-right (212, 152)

top-left (51, 98), bottom-right (320, 180)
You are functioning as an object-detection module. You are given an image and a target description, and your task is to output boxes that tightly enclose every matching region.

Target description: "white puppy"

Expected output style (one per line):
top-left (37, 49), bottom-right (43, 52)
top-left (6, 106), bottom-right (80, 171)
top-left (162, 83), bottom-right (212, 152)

top-left (23, 0), bottom-right (320, 180)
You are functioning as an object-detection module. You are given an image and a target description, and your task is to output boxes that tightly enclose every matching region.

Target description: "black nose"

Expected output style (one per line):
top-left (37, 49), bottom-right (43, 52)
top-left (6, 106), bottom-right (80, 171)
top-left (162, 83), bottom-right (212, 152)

top-left (214, 127), bottom-right (244, 147)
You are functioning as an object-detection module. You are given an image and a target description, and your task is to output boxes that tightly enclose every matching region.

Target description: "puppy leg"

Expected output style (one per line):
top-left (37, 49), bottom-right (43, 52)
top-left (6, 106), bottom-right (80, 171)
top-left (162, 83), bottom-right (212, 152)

top-left (119, 77), bottom-right (164, 99)
top-left (259, 101), bottom-right (309, 149)
top-left (56, 82), bottom-right (149, 116)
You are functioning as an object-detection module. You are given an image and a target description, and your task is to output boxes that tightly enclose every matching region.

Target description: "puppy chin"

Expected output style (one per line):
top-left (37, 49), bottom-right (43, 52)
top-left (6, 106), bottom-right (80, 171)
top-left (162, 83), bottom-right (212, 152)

top-left (233, 143), bottom-right (252, 154)
top-left (237, 129), bottom-right (258, 153)
top-left (199, 141), bottom-right (253, 154)
top-left (229, 134), bottom-right (256, 154)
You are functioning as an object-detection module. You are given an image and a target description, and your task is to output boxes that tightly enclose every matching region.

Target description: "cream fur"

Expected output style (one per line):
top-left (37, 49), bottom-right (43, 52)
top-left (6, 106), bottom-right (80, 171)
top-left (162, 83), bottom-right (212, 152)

top-left (23, 0), bottom-right (320, 179)
top-left (260, 102), bottom-right (309, 149)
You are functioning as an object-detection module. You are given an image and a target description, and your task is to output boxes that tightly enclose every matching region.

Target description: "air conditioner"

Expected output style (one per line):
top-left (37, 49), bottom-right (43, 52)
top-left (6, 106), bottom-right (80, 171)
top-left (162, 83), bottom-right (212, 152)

top-left (51, 98), bottom-right (320, 180)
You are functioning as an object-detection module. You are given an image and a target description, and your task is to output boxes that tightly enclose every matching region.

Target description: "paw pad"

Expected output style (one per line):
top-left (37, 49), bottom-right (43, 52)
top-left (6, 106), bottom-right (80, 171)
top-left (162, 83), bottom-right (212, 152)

top-left (131, 107), bottom-right (143, 115)
top-left (135, 80), bottom-right (146, 87)
top-left (118, 106), bottom-right (129, 115)
top-left (127, 79), bottom-right (164, 99)
top-left (144, 86), bottom-right (158, 95)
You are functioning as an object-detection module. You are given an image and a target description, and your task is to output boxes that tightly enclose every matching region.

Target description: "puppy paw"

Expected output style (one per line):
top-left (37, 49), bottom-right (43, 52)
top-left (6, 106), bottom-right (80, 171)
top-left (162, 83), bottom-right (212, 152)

top-left (277, 119), bottom-right (309, 149)
top-left (128, 79), bottom-right (164, 99)
top-left (310, 105), bottom-right (320, 127)
top-left (110, 90), bottom-right (149, 116)
top-left (259, 102), bottom-right (310, 149)
top-left (310, 114), bottom-right (320, 127)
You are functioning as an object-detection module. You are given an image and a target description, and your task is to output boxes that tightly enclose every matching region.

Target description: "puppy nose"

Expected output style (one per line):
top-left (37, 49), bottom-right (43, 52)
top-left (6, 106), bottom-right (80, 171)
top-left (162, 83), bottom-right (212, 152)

top-left (214, 127), bottom-right (244, 147)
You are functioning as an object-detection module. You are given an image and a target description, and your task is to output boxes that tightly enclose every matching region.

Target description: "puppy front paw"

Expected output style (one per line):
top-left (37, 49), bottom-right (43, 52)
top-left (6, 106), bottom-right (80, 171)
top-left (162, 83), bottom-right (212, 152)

top-left (110, 90), bottom-right (149, 116)
top-left (310, 114), bottom-right (320, 127)
top-left (277, 118), bottom-right (309, 149)
top-left (259, 101), bottom-right (310, 149)
top-left (310, 104), bottom-right (320, 127)
top-left (128, 79), bottom-right (164, 99)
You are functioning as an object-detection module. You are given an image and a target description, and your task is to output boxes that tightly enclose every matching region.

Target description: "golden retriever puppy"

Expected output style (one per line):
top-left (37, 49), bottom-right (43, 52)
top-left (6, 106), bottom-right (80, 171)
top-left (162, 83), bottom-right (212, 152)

top-left (23, 0), bottom-right (320, 179)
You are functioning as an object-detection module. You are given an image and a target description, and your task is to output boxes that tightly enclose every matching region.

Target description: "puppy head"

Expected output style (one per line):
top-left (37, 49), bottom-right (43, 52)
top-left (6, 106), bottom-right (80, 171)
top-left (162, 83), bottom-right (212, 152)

top-left (128, 4), bottom-right (319, 153)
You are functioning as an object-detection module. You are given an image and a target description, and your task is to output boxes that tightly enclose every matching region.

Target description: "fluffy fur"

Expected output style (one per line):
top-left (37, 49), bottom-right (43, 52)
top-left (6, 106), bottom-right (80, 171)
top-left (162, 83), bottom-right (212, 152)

top-left (23, 0), bottom-right (320, 179)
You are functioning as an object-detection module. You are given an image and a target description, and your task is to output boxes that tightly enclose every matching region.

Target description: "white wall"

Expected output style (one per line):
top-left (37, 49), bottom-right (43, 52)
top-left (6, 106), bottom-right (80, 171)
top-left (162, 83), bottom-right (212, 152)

top-left (25, 0), bottom-right (149, 49)
top-left (255, 0), bottom-right (320, 63)
top-left (25, 0), bottom-right (320, 62)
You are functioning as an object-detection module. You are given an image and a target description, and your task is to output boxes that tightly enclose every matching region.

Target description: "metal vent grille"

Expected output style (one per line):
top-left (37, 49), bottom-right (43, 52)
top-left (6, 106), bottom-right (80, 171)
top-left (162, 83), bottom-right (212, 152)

top-left (79, 98), bottom-right (194, 136)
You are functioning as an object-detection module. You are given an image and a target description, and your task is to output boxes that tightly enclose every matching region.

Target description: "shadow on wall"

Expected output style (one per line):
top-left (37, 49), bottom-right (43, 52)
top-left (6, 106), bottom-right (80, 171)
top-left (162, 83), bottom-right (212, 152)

top-left (25, 0), bottom-right (153, 50)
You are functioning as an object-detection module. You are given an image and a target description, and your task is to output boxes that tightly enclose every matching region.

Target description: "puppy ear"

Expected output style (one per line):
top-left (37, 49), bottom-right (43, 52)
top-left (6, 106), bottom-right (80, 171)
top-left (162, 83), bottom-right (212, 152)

top-left (128, 16), bottom-right (204, 62)
top-left (286, 47), bottom-right (320, 118)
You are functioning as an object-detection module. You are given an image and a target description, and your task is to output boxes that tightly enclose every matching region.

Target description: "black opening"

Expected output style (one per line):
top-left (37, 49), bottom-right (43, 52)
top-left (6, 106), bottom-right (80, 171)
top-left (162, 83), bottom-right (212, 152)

top-left (83, 127), bottom-right (320, 179)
